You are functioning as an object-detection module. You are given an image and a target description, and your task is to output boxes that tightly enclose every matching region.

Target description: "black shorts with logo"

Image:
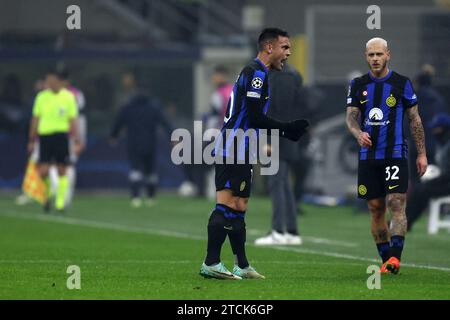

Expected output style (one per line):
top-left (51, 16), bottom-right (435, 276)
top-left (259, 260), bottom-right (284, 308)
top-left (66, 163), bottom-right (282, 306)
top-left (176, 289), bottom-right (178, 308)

top-left (215, 163), bottom-right (253, 198)
top-left (39, 133), bottom-right (70, 165)
top-left (357, 159), bottom-right (409, 200)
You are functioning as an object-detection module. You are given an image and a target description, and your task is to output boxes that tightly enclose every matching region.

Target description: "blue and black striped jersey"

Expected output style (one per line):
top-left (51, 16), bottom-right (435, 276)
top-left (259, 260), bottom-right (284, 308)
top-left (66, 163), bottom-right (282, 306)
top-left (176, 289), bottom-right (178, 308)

top-left (215, 58), bottom-right (270, 161)
top-left (347, 70), bottom-right (418, 160)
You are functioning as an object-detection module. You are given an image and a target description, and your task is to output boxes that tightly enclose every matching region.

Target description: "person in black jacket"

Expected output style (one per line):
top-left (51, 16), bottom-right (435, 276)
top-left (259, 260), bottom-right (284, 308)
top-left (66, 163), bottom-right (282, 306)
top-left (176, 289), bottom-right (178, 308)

top-left (254, 63), bottom-right (306, 245)
top-left (110, 72), bottom-right (172, 208)
top-left (406, 113), bottom-right (450, 231)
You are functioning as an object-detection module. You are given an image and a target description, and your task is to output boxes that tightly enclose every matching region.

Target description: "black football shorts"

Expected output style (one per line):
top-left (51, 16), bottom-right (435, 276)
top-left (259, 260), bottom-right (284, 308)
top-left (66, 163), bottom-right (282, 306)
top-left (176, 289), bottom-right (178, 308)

top-left (215, 163), bottom-right (253, 198)
top-left (39, 133), bottom-right (70, 165)
top-left (357, 159), bottom-right (409, 200)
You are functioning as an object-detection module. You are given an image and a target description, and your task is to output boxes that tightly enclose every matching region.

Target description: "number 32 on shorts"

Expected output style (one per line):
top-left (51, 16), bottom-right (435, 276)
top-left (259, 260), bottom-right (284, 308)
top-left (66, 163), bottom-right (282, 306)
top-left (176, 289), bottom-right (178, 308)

top-left (385, 166), bottom-right (399, 181)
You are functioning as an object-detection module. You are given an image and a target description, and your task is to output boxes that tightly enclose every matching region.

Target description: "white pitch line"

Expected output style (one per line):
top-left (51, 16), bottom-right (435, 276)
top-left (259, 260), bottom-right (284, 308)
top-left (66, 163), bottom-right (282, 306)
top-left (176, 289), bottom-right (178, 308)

top-left (267, 246), bottom-right (450, 273)
top-left (1, 211), bottom-right (204, 240)
top-left (0, 259), bottom-right (362, 266)
top-left (302, 236), bottom-right (357, 248)
top-left (2, 212), bottom-right (450, 273)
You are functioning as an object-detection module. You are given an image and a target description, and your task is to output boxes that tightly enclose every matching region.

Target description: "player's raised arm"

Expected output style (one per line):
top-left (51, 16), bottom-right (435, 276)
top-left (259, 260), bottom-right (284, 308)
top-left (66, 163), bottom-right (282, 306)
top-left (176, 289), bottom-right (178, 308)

top-left (406, 105), bottom-right (428, 176)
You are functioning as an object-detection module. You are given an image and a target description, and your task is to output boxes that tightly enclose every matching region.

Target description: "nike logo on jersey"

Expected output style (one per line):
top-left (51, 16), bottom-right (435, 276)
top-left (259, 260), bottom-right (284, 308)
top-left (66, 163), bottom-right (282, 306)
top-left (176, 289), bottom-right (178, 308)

top-left (360, 100), bottom-right (369, 104)
top-left (223, 226), bottom-right (233, 230)
top-left (388, 185), bottom-right (399, 190)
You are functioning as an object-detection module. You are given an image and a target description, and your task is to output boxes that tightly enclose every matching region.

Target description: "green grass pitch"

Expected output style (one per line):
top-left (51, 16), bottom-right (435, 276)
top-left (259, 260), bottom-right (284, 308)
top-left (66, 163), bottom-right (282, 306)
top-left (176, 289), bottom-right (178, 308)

top-left (0, 193), bottom-right (449, 299)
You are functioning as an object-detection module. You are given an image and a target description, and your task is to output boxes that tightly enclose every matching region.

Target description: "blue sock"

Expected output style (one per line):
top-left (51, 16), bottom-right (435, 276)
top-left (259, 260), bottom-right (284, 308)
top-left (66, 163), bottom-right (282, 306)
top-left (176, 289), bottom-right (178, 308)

top-left (376, 242), bottom-right (390, 263)
top-left (390, 235), bottom-right (405, 260)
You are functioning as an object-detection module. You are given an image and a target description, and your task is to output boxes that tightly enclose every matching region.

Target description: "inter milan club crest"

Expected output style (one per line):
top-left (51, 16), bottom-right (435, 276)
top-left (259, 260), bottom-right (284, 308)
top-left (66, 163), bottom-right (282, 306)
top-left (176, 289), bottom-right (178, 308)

top-left (358, 184), bottom-right (367, 196)
top-left (386, 94), bottom-right (397, 107)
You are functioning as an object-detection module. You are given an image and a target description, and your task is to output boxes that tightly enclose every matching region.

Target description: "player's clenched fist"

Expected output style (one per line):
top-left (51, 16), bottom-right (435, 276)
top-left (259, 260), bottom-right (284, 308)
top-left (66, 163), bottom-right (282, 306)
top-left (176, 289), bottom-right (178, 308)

top-left (357, 131), bottom-right (372, 148)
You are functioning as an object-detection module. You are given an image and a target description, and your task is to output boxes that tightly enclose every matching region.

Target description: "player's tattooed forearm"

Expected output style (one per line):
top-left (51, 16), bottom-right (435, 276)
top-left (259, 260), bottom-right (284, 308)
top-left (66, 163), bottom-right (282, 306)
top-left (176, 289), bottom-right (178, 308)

top-left (407, 106), bottom-right (426, 155)
top-left (346, 107), bottom-right (362, 138)
top-left (410, 119), bottom-right (426, 154)
top-left (387, 194), bottom-right (407, 236)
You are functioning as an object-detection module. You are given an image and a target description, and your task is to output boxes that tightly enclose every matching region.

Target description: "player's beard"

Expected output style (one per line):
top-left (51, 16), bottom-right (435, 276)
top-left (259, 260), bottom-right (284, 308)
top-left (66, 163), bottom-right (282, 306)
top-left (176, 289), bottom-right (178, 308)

top-left (370, 60), bottom-right (388, 75)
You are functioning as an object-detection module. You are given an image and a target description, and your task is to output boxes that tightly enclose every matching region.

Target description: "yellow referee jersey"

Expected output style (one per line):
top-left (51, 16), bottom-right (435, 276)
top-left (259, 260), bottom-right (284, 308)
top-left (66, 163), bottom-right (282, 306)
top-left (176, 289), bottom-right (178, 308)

top-left (32, 88), bottom-right (78, 135)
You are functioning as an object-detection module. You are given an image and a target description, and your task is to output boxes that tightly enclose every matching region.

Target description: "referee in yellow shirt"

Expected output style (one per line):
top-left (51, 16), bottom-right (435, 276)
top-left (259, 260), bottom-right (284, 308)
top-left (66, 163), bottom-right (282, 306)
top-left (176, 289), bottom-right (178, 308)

top-left (28, 70), bottom-right (83, 212)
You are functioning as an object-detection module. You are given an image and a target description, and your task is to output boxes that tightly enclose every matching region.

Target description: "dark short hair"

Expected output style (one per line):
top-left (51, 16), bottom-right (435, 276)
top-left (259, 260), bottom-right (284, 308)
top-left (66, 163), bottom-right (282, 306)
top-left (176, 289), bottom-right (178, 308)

top-left (46, 68), bottom-right (66, 80)
top-left (257, 28), bottom-right (289, 52)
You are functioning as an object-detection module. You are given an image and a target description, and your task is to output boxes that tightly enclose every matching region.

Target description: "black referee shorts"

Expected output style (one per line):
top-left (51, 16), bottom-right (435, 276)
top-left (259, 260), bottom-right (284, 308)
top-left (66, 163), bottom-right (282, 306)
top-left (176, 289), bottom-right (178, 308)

top-left (215, 163), bottom-right (253, 198)
top-left (357, 159), bottom-right (409, 200)
top-left (39, 133), bottom-right (70, 165)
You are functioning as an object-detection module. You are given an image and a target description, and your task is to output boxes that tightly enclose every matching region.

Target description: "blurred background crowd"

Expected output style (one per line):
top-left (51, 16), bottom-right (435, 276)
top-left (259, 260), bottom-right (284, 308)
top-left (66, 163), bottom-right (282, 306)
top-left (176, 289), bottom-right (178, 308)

top-left (1, 0), bottom-right (450, 215)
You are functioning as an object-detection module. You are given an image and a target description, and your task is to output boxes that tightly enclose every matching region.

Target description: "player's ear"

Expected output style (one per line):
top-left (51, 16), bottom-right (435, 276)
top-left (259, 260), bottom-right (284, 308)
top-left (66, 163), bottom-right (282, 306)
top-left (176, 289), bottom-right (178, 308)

top-left (386, 49), bottom-right (391, 61)
top-left (267, 42), bottom-right (273, 54)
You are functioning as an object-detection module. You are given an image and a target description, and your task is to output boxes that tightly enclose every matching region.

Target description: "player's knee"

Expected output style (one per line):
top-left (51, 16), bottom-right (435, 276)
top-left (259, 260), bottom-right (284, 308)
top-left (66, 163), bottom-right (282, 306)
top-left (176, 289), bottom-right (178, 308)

top-left (368, 201), bottom-right (385, 217)
top-left (387, 195), bottom-right (405, 213)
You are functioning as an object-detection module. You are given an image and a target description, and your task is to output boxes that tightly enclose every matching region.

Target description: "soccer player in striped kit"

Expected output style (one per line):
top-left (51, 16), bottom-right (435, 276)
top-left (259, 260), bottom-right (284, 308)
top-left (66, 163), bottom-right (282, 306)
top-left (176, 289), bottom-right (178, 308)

top-left (346, 38), bottom-right (428, 274)
top-left (199, 28), bottom-right (309, 280)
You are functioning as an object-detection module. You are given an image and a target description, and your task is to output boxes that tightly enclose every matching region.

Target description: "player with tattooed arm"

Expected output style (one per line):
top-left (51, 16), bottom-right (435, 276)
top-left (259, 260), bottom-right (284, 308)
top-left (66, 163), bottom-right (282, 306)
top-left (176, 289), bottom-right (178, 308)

top-left (346, 38), bottom-right (427, 274)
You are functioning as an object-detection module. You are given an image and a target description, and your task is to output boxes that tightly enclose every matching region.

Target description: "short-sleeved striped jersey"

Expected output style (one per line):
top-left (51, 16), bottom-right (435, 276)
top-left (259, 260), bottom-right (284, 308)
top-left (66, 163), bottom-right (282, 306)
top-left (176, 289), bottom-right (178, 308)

top-left (347, 70), bottom-right (418, 160)
top-left (214, 58), bottom-right (270, 161)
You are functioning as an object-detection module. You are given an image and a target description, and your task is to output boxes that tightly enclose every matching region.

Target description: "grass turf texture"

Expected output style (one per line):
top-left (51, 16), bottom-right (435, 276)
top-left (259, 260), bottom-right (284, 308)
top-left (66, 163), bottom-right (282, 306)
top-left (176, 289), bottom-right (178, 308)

top-left (0, 193), bottom-right (449, 299)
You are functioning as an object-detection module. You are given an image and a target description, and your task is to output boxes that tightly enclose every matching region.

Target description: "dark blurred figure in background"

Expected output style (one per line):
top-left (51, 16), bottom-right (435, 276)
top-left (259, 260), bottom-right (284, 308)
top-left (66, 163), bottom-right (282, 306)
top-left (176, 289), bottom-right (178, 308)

top-left (406, 113), bottom-right (450, 231)
top-left (110, 72), bottom-right (173, 208)
top-left (255, 63), bottom-right (305, 245)
top-left (0, 73), bottom-right (26, 133)
top-left (410, 64), bottom-right (447, 175)
top-left (407, 64), bottom-right (448, 220)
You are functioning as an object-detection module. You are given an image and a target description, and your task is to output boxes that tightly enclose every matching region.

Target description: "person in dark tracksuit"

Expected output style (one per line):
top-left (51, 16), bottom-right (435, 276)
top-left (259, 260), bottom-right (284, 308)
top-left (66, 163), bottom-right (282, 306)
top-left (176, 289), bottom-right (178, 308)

top-left (110, 79), bottom-right (172, 208)
top-left (254, 63), bottom-right (305, 245)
